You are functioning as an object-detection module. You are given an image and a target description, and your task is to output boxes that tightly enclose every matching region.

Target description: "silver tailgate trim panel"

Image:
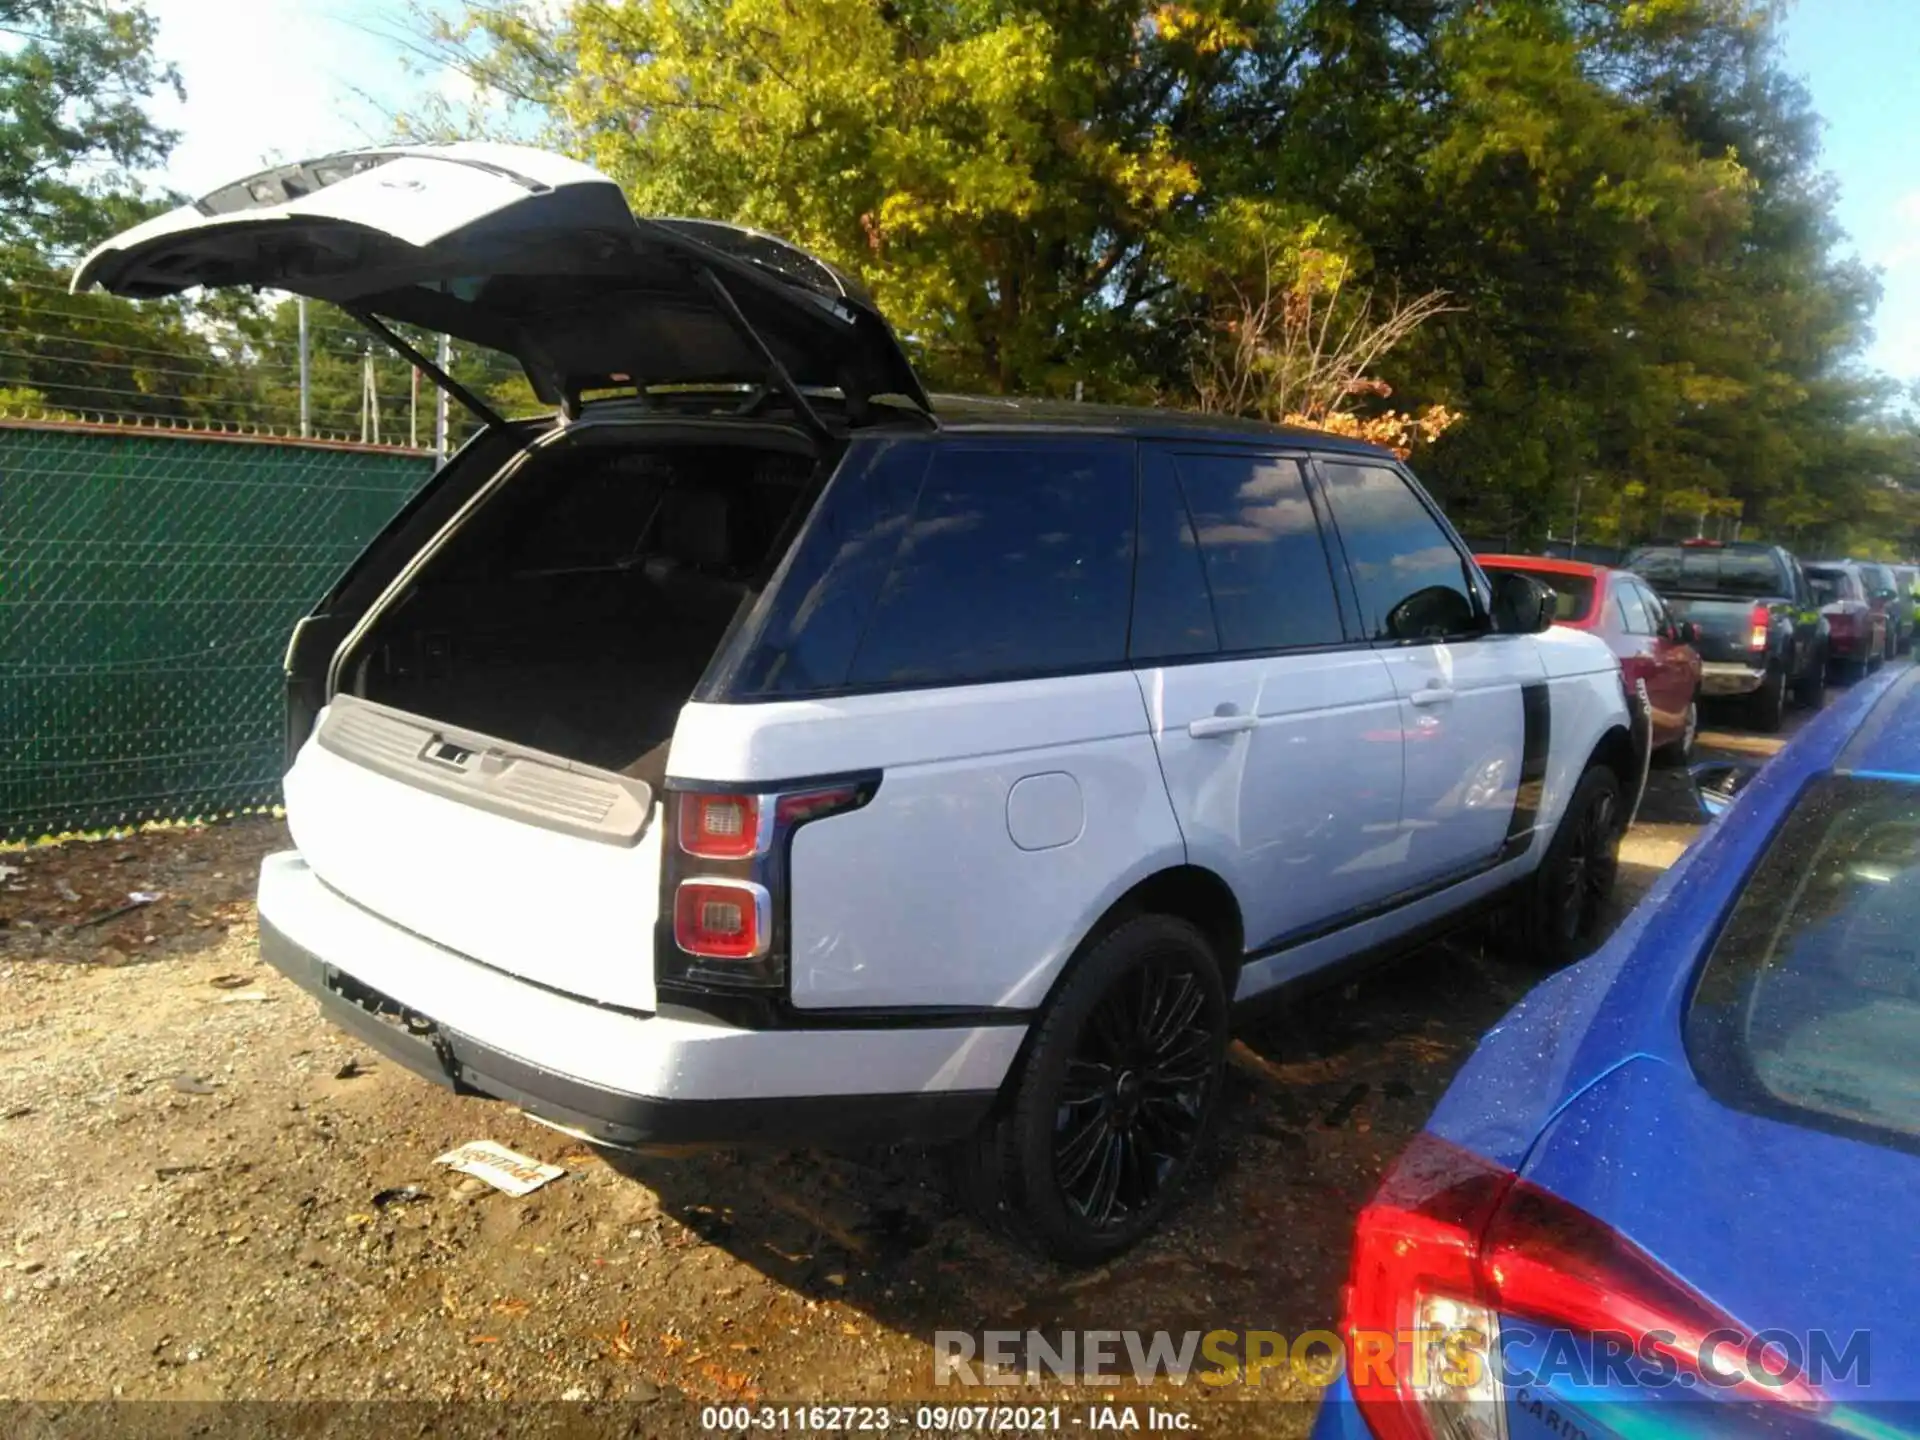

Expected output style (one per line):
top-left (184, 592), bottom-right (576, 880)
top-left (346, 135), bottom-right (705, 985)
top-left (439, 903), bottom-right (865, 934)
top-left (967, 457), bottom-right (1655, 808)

top-left (317, 693), bottom-right (654, 847)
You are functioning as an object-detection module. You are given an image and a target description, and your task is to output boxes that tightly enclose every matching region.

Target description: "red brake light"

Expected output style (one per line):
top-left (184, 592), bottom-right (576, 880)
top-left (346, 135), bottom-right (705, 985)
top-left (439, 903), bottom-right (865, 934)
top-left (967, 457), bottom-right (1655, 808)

top-left (659, 776), bottom-right (877, 992)
top-left (1681, 538), bottom-right (1723, 548)
top-left (1344, 1135), bottom-right (1823, 1440)
top-left (679, 793), bottom-right (761, 859)
top-left (673, 878), bottom-right (768, 959)
top-left (774, 785), bottom-right (863, 826)
top-left (1748, 603), bottom-right (1770, 651)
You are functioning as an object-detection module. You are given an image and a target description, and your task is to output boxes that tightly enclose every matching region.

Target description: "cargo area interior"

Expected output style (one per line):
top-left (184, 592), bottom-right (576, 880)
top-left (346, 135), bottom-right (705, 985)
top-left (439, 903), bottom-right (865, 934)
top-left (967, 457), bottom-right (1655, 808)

top-left (339, 426), bottom-right (817, 789)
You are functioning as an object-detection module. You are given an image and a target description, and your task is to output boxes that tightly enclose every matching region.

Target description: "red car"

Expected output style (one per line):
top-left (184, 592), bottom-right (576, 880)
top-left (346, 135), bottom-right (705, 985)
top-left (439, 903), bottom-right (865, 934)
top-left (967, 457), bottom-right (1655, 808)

top-left (1478, 555), bottom-right (1705, 760)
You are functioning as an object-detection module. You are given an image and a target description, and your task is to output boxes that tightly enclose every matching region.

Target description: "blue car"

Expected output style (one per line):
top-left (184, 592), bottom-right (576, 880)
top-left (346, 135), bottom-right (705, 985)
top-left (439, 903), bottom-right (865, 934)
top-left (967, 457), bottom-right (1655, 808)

top-left (1312, 666), bottom-right (1920, 1439)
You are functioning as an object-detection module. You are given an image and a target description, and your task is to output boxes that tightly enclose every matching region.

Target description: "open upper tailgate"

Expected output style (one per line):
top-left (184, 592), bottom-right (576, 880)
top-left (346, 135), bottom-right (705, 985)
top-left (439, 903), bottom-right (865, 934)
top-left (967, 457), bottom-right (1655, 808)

top-left (72, 142), bottom-right (928, 414)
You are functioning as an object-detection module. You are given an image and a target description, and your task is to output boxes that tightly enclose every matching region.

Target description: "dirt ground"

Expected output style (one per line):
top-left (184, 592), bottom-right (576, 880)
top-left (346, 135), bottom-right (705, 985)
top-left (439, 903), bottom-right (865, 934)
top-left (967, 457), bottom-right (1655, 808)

top-left (0, 699), bottom-right (1822, 1435)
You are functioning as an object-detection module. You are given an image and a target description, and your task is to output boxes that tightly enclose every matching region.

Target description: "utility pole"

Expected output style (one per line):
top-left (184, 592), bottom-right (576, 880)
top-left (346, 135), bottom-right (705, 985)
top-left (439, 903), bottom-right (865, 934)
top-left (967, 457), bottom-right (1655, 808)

top-left (410, 365), bottom-right (420, 450)
top-left (361, 348), bottom-right (380, 445)
top-left (434, 333), bottom-right (451, 463)
top-left (297, 298), bottom-right (310, 438)
top-left (1569, 476), bottom-right (1583, 552)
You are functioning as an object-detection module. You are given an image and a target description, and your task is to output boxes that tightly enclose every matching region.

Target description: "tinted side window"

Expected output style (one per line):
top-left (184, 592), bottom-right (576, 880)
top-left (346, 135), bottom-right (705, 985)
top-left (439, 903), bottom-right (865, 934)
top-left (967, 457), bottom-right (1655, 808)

top-left (1636, 582), bottom-right (1670, 631)
top-left (845, 442), bottom-right (1135, 688)
top-left (1130, 451), bottom-right (1220, 661)
top-left (1317, 461), bottom-right (1478, 642)
top-left (718, 440), bottom-right (929, 699)
top-left (1689, 775), bottom-right (1920, 1156)
top-left (1168, 451), bottom-right (1345, 652)
top-left (1615, 581), bottom-right (1653, 634)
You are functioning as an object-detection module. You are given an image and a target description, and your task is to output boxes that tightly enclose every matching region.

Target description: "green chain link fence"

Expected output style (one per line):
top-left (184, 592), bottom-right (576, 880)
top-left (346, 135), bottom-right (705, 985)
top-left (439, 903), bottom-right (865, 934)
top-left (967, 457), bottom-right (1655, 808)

top-left (1, 419), bottom-right (436, 841)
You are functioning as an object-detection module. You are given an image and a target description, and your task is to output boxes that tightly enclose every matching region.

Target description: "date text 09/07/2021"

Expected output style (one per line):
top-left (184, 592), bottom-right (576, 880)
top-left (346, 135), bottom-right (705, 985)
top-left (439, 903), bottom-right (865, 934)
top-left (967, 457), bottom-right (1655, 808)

top-left (699, 1404), bottom-right (1197, 1432)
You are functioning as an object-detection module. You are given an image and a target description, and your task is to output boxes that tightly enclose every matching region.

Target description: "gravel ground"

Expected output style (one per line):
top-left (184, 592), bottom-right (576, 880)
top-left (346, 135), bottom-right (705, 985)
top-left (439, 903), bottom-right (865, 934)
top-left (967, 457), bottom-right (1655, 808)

top-left (0, 698), bottom-right (1824, 1435)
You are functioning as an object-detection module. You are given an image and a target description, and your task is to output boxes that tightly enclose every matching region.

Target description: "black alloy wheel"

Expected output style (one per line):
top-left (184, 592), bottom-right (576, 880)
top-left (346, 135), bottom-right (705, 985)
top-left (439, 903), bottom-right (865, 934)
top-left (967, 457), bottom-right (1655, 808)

top-left (1552, 781), bottom-right (1620, 947)
top-left (1518, 765), bottom-right (1624, 967)
top-left (953, 914), bottom-right (1229, 1265)
top-left (1052, 953), bottom-right (1217, 1229)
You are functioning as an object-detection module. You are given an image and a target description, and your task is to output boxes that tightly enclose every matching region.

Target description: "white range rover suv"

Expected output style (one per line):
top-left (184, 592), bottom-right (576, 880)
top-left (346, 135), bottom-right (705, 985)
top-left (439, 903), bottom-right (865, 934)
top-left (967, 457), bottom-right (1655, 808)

top-left (77, 144), bottom-right (1639, 1262)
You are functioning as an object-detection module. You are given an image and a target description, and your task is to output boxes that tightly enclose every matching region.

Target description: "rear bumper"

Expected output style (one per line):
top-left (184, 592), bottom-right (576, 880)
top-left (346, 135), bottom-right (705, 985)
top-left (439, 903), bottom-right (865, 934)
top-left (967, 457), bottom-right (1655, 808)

top-left (1698, 660), bottom-right (1768, 696)
top-left (256, 851), bottom-right (1015, 1149)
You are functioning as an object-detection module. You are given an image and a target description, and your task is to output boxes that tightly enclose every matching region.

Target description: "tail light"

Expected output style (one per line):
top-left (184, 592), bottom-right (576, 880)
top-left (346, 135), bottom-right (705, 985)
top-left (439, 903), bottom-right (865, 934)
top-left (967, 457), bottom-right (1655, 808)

top-left (1748, 603), bottom-right (1770, 651)
top-left (673, 879), bottom-right (769, 960)
top-left (678, 793), bottom-right (761, 859)
top-left (1344, 1134), bottom-right (1823, 1440)
top-left (658, 775), bottom-right (877, 990)
top-left (1826, 608), bottom-right (1854, 638)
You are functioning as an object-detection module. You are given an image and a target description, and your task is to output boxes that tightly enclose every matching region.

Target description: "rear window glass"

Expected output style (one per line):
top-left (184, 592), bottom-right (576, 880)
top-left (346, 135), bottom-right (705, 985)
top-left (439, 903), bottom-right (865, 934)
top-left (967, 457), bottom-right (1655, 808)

top-left (1479, 565), bottom-right (1594, 623)
top-left (1629, 546), bottom-right (1783, 597)
top-left (843, 442), bottom-right (1135, 688)
top-left (1806, 566), bottom-right (1852, 605)
top-left (1688, 775), bottom-right (1920, 1156)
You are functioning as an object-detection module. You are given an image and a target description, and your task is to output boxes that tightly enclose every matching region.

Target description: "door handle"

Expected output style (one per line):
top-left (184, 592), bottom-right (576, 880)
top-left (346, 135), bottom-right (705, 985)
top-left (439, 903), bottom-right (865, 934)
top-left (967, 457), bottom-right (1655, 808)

top-left (1409, 684), bottom-right (1455, 708)
top-left (1187, 709), bottom-right (1259, 739)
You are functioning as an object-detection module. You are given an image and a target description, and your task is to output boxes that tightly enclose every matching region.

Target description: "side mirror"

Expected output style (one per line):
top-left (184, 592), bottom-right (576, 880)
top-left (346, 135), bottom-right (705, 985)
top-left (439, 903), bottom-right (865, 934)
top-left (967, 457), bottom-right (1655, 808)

top-left (1489, 571), bottom-right (1555, 634)
top-left (1676, 620), bottom-right (1700, 646)
top-left (1689, 759), bottom-right (1762, 820)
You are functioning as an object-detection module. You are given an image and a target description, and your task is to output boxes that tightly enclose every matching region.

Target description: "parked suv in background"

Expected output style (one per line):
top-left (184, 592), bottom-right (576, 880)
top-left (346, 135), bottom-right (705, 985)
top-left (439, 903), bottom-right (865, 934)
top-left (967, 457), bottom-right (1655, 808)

top-left (75, 143), bottom-right (1640, 1261)
top-left (1855, 560), bottom-right (1911, 657)
top-left (1894, 565), bottom-right (1920, 651)
top-left (1805, 561), bottom-right (1889, 681)
top-left (1626, 539), bottom-right (1827, 731)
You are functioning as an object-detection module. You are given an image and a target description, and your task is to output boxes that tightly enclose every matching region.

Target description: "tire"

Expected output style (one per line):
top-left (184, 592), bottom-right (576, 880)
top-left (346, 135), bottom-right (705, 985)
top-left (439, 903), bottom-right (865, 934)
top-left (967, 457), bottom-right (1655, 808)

top-left (1793, 652), bottom-right (1826, 711)
top-left (1748, 665), bottom-right (1787, 733)
top-left (952, 915), bottom-right (1229, 1266)
top-left (1516, 765), bottom-right (1624, 968)
top-left (1655, 697), bottom-right (1698, 766)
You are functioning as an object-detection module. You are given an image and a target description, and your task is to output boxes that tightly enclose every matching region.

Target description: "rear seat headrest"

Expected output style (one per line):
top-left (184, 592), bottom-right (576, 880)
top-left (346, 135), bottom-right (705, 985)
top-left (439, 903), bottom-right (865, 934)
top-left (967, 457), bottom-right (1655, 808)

top-left (657, 487), bottom-right (732, 568)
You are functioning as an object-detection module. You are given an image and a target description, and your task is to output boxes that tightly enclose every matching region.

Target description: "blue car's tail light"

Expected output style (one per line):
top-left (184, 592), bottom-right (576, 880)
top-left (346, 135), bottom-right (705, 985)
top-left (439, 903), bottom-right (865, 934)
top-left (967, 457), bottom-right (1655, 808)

top-left (1342, 1133), bottom-right (1826, 1439)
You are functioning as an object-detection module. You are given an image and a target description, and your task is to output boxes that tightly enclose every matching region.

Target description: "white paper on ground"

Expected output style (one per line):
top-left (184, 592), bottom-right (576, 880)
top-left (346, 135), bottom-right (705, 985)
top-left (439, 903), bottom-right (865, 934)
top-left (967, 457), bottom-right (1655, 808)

top-left (434, 1139), bottom-right (565, 1197)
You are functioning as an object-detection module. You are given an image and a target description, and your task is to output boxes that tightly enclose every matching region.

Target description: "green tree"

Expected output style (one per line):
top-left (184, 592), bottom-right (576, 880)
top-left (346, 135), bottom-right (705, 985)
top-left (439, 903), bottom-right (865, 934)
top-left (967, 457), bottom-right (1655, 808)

top-left (0, 0), bottom-right (182, 250)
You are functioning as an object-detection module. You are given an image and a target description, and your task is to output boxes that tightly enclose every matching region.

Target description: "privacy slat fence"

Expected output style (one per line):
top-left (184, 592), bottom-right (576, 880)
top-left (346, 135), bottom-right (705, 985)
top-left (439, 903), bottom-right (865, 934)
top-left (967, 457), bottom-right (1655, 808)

top-left (1, 419), bottom-right (436, 841)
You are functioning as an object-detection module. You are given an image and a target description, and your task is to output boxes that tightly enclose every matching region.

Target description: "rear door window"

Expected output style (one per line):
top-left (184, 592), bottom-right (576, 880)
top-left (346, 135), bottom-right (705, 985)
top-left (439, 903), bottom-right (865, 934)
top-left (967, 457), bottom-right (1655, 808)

top-left (1805, 567), bottom-right (1849, 605)
top-left (1316, 460), bottom-right (1479, 642)
top-left (843, 440), bottom-right (1136, 688)
top-left (1688, 774), bottom-right (1920, 1155)
top-left (1615, 581), bottom-right (1654, 635)
top-left (1633, 580), bottom-right (1671, 632)
top-left (1158, 450), bottom-right (1346, 654)
top-left (1129, 451), bottom-right (1221, 662)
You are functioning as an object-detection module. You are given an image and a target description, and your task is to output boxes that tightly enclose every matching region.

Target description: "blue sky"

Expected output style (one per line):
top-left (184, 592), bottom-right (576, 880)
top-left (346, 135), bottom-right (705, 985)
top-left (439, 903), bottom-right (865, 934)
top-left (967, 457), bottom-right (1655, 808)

top-left (135, 0), bottom-right (1920, 386)
top-left (1780, 0), bottom-right (1920, 385)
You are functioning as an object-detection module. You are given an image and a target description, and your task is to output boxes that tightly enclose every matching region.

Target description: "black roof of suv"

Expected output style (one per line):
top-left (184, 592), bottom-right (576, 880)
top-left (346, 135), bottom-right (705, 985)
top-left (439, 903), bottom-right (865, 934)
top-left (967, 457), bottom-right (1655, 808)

top-left (924, 394), bottom-right (1399, 453)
